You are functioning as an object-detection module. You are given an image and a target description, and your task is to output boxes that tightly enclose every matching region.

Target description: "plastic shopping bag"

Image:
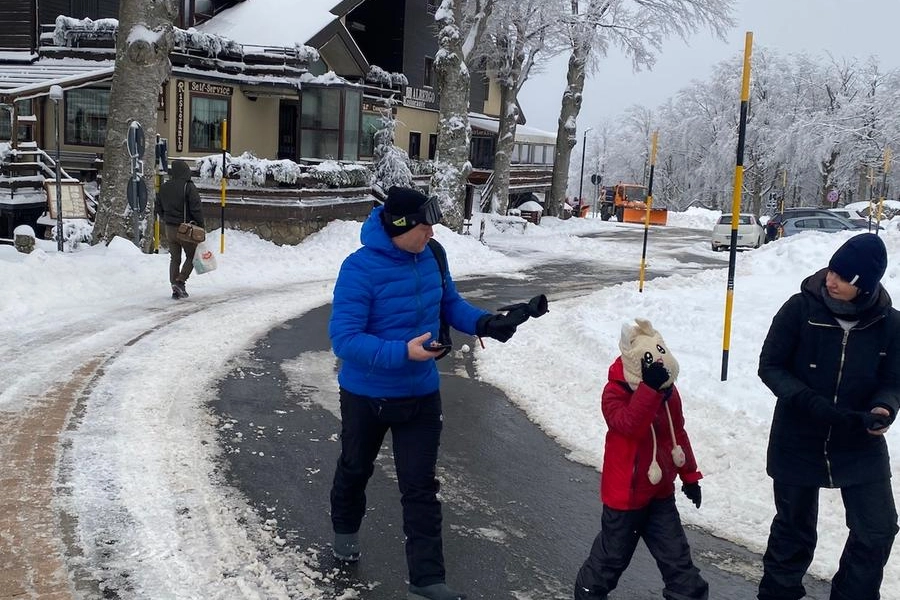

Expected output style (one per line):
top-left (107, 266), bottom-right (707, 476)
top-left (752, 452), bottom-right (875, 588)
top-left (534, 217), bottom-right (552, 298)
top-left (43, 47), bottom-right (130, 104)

top-left (192, 240), bottom-right (218, 274)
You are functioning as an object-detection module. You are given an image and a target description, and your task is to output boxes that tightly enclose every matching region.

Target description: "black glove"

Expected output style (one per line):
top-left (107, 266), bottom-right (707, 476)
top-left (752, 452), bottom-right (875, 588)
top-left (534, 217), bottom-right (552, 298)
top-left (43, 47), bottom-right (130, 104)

top-left (641, 361), bottom-right (670, 391)
top-left (682, 482), bottom-right (702, 509)
top-left (798, 393), bottom-right (850, 427)
top-left (498, 294), bottom-right (549, 319)
top-left (476, 313), bottom-right (518, 343)
top-left (859, 411), bottom-right (891, 432)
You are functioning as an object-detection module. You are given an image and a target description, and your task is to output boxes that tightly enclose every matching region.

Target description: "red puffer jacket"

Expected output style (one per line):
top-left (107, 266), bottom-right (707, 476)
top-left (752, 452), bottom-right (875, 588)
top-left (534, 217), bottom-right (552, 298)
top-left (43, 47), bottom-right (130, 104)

top-left (600, 357), bottom-right (702, 510)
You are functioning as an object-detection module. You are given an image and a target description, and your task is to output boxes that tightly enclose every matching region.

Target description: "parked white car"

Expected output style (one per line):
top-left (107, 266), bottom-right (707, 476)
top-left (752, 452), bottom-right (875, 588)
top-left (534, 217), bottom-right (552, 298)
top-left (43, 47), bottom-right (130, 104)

top-left (711, 213), bottom-right (764, 251)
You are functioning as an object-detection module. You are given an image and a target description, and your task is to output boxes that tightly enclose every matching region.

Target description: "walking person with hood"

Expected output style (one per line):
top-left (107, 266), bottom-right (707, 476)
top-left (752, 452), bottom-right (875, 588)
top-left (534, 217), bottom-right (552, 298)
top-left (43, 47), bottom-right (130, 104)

top-left (328, 186), bottom-right (546, 600)
top-left (757, 233), bottom-right (900, 600)
top-left (575, 318), bottom-right (708, 600)
top-left (155, 159), bottom-right (204, 299)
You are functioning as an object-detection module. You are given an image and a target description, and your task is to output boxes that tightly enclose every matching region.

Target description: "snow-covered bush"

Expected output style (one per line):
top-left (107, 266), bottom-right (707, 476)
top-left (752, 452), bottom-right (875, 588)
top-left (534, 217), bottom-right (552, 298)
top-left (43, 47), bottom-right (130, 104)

top-left (308, 161), bottom-right (371, 188)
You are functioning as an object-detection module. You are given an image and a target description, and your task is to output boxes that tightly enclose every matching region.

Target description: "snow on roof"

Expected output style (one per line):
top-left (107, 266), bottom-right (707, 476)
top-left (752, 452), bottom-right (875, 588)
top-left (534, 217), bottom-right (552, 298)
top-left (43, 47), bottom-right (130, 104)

top-left (469, 112), bottom-right (556, 145)
top-left (196, 0), bottom-right (345, 47)
top-left (0, 59), bottom-right (114, 101)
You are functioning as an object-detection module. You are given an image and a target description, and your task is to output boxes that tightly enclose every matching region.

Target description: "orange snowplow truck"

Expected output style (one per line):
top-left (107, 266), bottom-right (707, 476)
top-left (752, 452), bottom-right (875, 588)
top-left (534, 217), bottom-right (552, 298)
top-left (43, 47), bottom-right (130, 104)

top-left (599, 183), bottom-right (668, 225)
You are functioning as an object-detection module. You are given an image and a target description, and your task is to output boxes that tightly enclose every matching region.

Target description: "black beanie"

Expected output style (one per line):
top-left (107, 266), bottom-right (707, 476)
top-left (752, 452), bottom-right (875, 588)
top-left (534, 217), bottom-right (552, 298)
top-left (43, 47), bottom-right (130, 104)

top-left (381, 186), bottom-right (428, 237)
top-left (828, 233), bottom-right (888, 295)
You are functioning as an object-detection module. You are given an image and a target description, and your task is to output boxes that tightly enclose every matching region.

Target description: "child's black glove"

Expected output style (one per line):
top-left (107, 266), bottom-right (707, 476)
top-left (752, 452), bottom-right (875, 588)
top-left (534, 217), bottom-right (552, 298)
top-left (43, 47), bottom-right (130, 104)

top-left (641, 361), bottom-right (670, 390)
top-left (682, 482), bottom-right (702, 509)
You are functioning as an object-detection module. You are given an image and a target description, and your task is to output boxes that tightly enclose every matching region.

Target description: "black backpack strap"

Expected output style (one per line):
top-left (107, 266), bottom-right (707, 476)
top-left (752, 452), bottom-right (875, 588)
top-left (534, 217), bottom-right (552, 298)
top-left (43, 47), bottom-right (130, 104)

top-left (427, 239), bottom-right (452, 358)
top-left (428, 238), bottom-right (448, 290)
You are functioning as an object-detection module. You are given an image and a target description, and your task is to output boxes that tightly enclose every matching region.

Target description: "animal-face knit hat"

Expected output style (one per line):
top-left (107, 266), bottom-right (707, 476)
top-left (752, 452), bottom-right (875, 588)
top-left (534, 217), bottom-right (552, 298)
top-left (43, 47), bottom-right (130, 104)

top-left (619, 318), bottom-right (680, 391)
top-left (381, 186), bottom-right (440, 237)
top-left (828, 233), bottom-right (887, 295)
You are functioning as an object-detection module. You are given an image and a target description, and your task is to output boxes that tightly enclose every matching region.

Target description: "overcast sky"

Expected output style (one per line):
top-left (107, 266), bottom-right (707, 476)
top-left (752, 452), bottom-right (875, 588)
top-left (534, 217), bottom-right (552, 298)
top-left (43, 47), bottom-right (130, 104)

top-left (519, 0), bottom-right (900, 133)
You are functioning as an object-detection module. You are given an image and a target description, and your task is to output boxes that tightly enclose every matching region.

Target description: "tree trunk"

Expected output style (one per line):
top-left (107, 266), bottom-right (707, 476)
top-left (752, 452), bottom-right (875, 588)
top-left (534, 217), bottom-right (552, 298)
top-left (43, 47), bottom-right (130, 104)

top-left (548, 47), bottom-right (585, 217)
top-left (493, 84), bottom-right (518, 214)
top-left (92, 0), bottom-right (176, 249)
top-left (430, 2), bottom-right (471, 232)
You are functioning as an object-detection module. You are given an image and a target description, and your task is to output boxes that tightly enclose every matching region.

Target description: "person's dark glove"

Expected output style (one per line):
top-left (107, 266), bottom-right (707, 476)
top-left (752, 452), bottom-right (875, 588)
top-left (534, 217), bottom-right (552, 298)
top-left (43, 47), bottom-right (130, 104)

top-left (641, 361), bottom-right (670, 391)
top-left (859, 411), bottom-right (891, 432)
top-left (476, 313), bottom-right (518, 343)
top-left (798, 393), bottom-right (850, 426)
top-left (682, 482), bottom-right (702, 509)
top-left (498, 294), bottom-right (549, 319)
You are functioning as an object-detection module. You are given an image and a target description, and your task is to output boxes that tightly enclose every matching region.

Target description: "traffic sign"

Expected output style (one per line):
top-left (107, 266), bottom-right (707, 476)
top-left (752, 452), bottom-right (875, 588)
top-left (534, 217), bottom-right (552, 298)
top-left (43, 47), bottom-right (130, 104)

top-left (827, 189), bottom-right (839, 204)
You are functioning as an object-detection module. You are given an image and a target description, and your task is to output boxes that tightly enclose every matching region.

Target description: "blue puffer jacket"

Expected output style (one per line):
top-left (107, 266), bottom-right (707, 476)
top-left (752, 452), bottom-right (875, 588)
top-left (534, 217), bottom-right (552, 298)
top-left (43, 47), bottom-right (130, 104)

top-left (329, 206), bottom-right (490, 398)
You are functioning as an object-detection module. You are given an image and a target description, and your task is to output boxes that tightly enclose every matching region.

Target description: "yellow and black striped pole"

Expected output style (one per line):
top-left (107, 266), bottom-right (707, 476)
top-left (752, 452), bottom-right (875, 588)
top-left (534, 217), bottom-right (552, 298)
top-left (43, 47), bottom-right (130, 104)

top-left (638, 131), bottom-right (659, 293)
top-left (877, 148), bottom-right (891, 236)
top-left (220, 119), bottom-right (228, 254)
top-left (721, 31), bottom-right (753, 381)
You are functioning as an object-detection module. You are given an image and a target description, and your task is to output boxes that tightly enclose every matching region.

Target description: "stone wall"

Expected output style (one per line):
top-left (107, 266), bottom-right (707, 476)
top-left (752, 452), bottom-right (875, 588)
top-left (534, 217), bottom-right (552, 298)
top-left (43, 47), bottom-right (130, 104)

top-left (197, 193), bottom-right (374, 246)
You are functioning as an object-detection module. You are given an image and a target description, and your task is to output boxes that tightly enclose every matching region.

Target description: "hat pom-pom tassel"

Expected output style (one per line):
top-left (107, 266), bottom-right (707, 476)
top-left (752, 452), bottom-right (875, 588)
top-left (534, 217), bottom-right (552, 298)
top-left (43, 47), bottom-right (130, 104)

top-left (672, 445), bottom-right (686, 468)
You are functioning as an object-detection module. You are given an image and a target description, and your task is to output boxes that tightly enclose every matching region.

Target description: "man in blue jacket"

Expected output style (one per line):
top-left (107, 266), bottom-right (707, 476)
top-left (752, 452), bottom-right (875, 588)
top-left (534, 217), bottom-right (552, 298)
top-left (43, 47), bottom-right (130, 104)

top-left (328, 186), bottom-right (525, 600)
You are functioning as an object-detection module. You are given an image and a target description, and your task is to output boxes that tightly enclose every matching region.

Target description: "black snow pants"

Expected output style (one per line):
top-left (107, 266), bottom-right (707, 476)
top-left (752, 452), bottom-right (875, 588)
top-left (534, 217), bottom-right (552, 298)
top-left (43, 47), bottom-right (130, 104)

top-left (330, 388), bottom-right (445, 587)
top-left (758, 479), bottom-right (898, 600)
top-left (575, 495), bottom-right (709, 600)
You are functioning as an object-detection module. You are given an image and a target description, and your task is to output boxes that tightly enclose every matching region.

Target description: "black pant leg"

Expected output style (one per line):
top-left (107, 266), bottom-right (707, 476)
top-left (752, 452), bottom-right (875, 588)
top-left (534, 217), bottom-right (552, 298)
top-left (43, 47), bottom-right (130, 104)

top-left (830, 479), bottom-right (898, 600)
top-left (391, 391), bottom-right (445, 587)
top-left (758, 482), bottom-right (819, 600)
top-left (574, 505), bottom-right (643, 599)
top-left (330, 389), bottom-right (389, 534)
top-left (642, 496), bottom-right (708, 600)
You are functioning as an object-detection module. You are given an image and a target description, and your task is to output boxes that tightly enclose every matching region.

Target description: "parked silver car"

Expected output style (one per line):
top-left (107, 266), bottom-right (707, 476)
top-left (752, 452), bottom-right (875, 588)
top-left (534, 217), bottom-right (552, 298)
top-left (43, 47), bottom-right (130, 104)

top-left (778, 214), bottom-right (863, 237)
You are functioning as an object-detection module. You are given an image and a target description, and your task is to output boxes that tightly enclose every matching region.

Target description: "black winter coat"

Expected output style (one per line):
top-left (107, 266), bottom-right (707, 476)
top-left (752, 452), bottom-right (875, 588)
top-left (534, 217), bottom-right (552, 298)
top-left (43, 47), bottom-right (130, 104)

top-left (155, 160), bottom-right (204, 227)
top-left (759, 268), bottom-right (900, 488)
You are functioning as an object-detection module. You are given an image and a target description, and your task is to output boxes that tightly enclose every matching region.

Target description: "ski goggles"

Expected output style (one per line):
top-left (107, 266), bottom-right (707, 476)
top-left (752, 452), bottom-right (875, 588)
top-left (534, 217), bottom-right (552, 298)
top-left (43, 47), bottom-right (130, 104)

top-left (384, 196), bottom-right (443, 228)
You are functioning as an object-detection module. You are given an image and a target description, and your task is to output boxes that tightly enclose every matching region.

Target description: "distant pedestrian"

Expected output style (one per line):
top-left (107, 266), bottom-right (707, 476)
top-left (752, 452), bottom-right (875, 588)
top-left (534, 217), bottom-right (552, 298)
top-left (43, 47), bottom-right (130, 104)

top-left (328, 185), bottom-right (546, 600)
top-left (575, 318), bottom-right (707, 600)
top-left (155, 160), bottom-right (204, 299)
top-left (757, 233), bottom-right (900, 600)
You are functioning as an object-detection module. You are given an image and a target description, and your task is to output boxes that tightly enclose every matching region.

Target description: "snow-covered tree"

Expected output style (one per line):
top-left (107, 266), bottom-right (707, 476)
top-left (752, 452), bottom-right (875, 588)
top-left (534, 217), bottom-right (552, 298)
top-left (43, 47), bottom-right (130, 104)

top-left (547, 0), bottom-right (734, 217)
top-left (92, 0), bottom-right (177, 249)
top-left (478, 0), bottom-right (560, 213)
top-left (431, 0), bottom-right (496, 231)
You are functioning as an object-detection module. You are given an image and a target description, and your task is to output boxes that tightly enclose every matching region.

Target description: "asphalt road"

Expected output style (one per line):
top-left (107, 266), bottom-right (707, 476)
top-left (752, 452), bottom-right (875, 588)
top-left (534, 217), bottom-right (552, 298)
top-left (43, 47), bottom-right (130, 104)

top-left (211, 226), bottom-right (832, 599)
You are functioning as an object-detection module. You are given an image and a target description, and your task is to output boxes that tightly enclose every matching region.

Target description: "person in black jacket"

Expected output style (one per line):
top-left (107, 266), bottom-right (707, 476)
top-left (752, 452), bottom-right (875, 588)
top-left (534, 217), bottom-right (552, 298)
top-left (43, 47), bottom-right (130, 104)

top-left (155, 160), bottom-right (204, 299)
top-left (757, 233), bottom-right (900, 600)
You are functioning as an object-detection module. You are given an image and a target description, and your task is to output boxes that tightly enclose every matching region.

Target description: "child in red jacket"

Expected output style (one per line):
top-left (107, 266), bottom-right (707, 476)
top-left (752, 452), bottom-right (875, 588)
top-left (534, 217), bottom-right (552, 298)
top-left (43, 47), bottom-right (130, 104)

top-left (575, 318), bottom-right (708, 600)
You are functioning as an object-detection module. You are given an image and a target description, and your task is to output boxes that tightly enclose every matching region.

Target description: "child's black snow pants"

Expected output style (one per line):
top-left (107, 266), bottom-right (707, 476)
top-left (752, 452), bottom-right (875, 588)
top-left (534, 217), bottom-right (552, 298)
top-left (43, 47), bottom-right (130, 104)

top-left (575, 495), bottom-right (708, 600)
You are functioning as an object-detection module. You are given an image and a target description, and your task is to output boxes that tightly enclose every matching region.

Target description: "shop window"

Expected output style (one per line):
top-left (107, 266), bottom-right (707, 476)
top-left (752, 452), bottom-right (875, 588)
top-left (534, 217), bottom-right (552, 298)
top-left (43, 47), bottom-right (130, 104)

top-left (300, 85), bottom-right (361, 161)
top-left (189, 95), bottom-right (229, 152)
top-left (428, 133), bottom-right (437, 160)
top-left (360, 112), bottom-right (381, 158)
top-left (0, 99), bottom-right (33, 142)
top-left (342, 89), bottom-right (361, 161)
top-left (409, 132), bottom-right (421, 160)
top-left (424, 57), bottom-right (435, 89)
top-left (65, 88), bottom-right (109, 147)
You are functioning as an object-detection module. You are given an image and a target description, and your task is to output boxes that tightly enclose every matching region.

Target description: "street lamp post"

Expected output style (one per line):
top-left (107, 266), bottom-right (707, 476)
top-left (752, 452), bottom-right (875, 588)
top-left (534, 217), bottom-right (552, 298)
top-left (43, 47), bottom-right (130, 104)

top-left (49, 85), bottom-right (64, 252)
top-left (578, 127), bottom-right (593, 207)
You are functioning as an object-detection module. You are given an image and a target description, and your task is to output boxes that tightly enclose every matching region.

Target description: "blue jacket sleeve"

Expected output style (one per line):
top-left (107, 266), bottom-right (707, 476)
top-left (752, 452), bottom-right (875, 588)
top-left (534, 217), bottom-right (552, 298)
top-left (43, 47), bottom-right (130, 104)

top-left (440, 267), bottom-right (491, 335)
top-left (329, 257), bottom-right (409, 370)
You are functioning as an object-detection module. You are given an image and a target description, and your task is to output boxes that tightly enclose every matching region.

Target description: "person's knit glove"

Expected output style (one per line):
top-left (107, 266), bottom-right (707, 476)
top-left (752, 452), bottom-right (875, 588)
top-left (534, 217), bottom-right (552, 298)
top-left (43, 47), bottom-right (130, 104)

top-left (682, 482), bottom-right (702, 509)
top-left (641, 361), bottom-right (670, 391)
top-left (476, 313), bottom-right (519, 343)
top-left (859, 411), bottom-right (891, 432)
